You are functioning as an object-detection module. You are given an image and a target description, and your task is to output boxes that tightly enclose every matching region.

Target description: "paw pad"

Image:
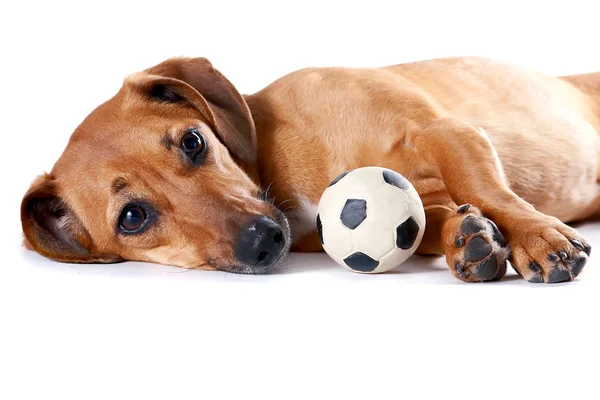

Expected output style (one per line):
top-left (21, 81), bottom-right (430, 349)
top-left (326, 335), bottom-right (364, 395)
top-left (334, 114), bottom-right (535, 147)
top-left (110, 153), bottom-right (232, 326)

top-left (475, 254), bottom-right (499, 281)
top-left (525, 244), bottom-right (589, 283)
top-left (449, 207), bottom-right (509, 282)
top-left (547, 268), bottom-right (571, 283)
top-left (464, 236), bottom-right (492, 261)
top-left (460, 216), bottom-right (486, 235)
top-left (570, 257), bottom-right (587, 277)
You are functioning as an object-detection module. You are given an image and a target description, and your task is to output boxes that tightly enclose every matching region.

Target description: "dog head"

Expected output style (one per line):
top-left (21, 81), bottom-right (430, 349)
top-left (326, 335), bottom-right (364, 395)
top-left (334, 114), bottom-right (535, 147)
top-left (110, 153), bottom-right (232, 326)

top-left (21, 57), bottom-right (290, 273)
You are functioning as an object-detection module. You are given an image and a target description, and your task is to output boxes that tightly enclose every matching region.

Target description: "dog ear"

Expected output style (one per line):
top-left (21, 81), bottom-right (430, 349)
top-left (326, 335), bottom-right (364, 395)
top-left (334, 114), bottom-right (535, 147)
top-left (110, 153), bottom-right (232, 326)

top-left (143, 57), bottom-right (257, 164)
top-left (21, 174), bottom-right (121, 263)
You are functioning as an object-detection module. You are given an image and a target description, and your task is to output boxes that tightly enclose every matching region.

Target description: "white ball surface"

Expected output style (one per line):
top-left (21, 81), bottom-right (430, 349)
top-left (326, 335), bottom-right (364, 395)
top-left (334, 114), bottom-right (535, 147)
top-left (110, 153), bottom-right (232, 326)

top-left (316, 167), bottom-right (426, 273)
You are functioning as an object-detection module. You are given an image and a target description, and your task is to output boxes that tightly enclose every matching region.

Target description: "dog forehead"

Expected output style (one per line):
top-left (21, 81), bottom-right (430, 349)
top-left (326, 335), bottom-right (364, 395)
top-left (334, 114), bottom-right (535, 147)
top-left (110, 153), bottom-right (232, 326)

top-left (71, 103), bottom-right (146, 141)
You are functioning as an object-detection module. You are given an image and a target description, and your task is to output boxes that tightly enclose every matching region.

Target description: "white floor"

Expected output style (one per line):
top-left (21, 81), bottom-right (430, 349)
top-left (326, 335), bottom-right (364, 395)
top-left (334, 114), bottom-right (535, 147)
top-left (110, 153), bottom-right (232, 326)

top-left (1, 222), bottom-right (598, 400)
top-left (2, 1), bottom-right (600, 397)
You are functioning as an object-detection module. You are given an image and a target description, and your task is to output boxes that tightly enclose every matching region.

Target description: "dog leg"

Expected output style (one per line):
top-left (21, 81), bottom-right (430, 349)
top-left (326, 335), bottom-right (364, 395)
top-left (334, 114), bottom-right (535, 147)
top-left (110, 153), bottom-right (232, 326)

top-left (411, 118), bottom-right (591, 283)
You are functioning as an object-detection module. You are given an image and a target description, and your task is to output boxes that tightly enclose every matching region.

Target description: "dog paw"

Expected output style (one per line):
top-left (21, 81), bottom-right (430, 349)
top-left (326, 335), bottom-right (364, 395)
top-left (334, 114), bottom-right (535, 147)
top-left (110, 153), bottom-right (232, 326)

top-left (444, 205), bottom-right (509, 282)
top-left (508, 215), bottom-right (591, 283)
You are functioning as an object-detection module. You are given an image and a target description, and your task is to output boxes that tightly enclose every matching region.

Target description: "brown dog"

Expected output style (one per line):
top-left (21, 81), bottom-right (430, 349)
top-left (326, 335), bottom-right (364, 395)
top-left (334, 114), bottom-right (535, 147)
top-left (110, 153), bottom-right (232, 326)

top-left (21, 57), bottom-right (600, 282)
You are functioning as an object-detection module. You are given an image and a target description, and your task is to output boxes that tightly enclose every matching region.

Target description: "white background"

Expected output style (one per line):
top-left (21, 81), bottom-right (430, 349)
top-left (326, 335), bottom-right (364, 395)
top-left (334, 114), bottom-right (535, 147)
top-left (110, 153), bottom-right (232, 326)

top-left (1, 1), bottom-right (599, 399)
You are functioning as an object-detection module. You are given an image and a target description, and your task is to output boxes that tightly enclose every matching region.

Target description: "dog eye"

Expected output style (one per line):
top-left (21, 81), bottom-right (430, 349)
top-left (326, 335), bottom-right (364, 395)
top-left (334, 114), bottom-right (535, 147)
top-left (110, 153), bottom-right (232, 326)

top-left (119, 205), bottom-right (147, 233)
top-left (180, 129), bottom-right (206, 163)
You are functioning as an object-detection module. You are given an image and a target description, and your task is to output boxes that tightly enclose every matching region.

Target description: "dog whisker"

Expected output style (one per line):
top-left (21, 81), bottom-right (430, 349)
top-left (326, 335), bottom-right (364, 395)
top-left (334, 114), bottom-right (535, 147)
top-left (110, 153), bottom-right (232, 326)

top-left (261, 181), bottom-right (275, 200)
top-left (277, 198), bottom-right (293, 209)
top-left (266, 181), bottom-right (275, 195)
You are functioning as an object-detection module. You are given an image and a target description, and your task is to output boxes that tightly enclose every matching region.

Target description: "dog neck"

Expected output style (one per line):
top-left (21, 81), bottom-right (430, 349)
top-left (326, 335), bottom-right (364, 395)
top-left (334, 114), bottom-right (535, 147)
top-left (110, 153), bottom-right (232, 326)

top-left (237, 157), bottom-right (261, 188)
top-left (241, 94), bottom-right (271, 190)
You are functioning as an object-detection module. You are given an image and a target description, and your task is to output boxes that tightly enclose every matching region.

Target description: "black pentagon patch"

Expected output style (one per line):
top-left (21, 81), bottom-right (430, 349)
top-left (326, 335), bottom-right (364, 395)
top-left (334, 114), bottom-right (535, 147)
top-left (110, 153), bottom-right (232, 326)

top-left (344, 252), bottom-right (380, 272)
top-left (316, 214), bottom-right (324, 245)
top-left (328, 170), bottom-right (350, 187)
top-left (382, 170), bottom-right (410, 190)
top-left (396, 216), bottom-right (420, 249)
top-left (340, 199), bottom-right (367, 229)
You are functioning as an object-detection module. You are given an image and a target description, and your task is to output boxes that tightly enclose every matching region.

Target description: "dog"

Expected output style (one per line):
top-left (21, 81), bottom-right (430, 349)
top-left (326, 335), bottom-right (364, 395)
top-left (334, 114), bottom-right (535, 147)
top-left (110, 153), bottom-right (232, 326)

top-left (21, 56), bottom-right (599, 282)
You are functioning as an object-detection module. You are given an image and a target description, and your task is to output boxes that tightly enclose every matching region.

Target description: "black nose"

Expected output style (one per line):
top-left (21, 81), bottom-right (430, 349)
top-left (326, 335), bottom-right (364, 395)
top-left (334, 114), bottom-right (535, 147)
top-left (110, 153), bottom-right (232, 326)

top-left (235, 216), bottom-right (286, 267)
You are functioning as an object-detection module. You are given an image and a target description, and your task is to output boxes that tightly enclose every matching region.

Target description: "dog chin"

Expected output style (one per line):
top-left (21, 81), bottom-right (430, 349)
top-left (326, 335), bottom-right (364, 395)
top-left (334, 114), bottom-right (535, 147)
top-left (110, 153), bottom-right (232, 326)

top-left (220, 248), bottom-right (290, 275)
top-left (220, 264), bottom-right (277, 275)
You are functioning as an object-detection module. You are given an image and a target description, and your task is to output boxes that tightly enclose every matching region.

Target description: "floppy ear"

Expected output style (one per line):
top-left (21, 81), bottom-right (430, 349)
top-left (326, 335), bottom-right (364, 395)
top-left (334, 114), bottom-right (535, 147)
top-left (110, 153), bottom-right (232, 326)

top-left (21, 174), bottom-right (121, 263)
top-left (143, 57), bottom-right (257, 163)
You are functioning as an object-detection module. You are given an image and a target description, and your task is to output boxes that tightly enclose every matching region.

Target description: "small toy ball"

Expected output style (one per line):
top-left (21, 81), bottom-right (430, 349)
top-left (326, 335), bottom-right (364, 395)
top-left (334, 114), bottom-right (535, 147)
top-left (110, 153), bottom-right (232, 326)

top-left (316, 167), bottom-right (426, 274)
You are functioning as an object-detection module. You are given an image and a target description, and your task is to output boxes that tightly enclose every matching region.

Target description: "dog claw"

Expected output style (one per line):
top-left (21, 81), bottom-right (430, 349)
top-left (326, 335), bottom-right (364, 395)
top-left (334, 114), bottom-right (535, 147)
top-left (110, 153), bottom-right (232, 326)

top-left (570, 239), bottom-right (585, 251)
top-left (548, 253), bottom-right (560, 263)
top-left (529, 261), bottom-right (542, 273)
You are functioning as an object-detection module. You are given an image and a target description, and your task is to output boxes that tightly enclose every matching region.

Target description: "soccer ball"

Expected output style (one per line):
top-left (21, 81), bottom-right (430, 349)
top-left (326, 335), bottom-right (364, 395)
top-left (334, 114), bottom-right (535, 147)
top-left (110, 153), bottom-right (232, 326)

top-left (316, 167), bottom-right (426, 273)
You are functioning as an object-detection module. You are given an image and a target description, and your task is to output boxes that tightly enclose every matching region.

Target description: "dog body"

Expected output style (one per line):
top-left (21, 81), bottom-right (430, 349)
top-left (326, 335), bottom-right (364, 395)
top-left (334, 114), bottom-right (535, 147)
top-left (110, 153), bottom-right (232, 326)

top-left (21, 57), bottom-right (600, 282)
top-left (247, 57), bottom-right (600, 250)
